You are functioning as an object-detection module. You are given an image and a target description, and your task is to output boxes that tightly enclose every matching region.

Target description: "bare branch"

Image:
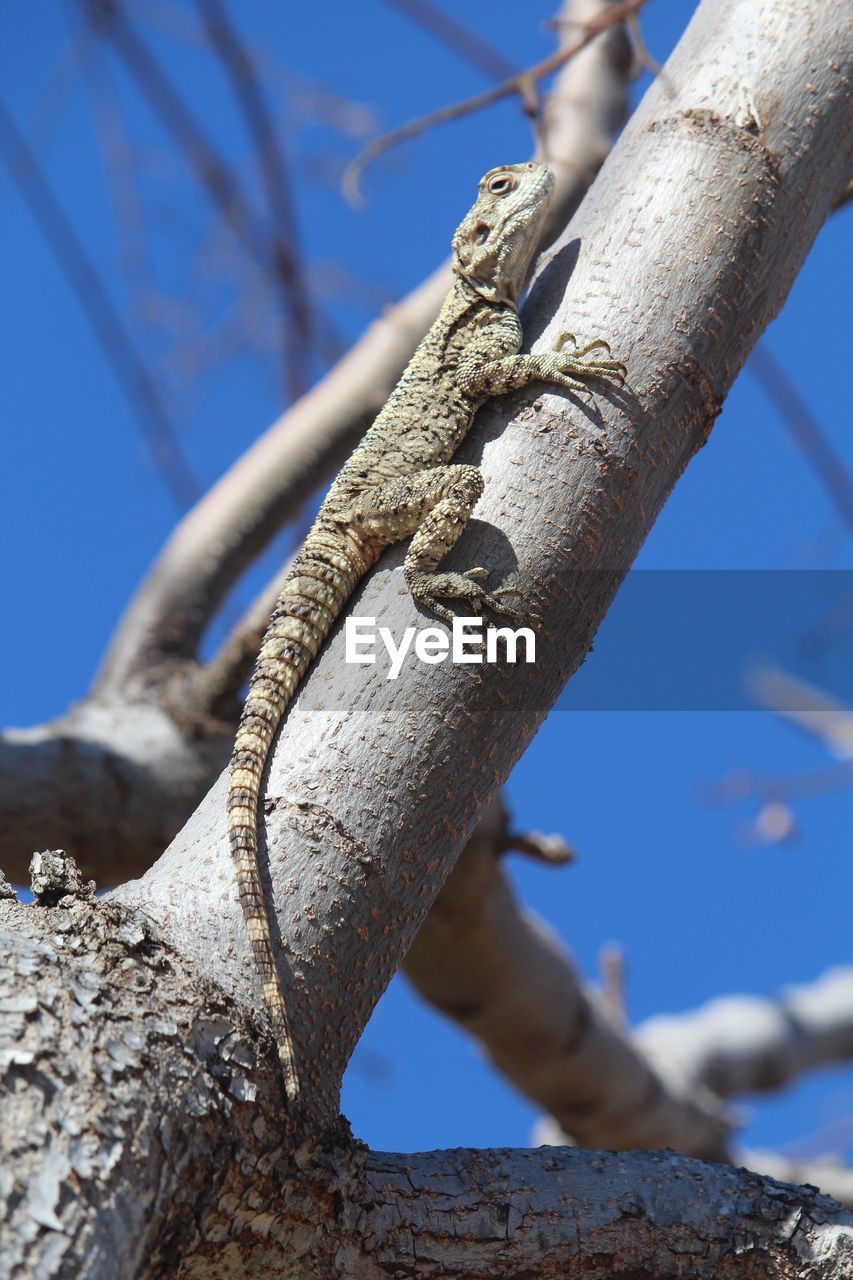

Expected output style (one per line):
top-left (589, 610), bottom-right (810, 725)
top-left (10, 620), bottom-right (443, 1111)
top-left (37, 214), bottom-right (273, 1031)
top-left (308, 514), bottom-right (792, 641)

top-left (94, 0), bottom-right (633, 698)
top-left (637, 967), bottom-right (853, 1099)
top-left (403, 801), bottom-right (732, 1159)
top-left (196, 0), bottom-right (314, 400)
top-left (356, 1147), bottom-right (853, 1278)
top-left (82, 0), bottom-right (315, 387)
top-left (749, 343), bottom-right (853, 535)
top-left (0, 96), bottom-right (199, 510)
top-left (343, 0), bottom-right (645, 202)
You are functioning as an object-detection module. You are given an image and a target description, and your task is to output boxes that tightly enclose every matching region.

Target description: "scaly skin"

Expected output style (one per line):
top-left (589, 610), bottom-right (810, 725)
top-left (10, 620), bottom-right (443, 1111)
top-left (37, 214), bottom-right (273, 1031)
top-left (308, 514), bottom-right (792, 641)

top-left (227, 161), bottom-right (625, 1106)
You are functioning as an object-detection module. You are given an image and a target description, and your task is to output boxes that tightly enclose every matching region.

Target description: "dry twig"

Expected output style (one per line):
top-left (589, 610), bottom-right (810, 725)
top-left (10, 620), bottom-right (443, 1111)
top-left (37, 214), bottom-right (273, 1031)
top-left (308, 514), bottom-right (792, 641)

top-left (343, 0), bottom-right (645, 201)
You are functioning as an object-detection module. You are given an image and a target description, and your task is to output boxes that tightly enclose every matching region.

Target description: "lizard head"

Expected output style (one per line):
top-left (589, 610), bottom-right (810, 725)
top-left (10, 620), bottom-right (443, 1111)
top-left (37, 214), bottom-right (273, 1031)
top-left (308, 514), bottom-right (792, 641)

top-left (451, 162), bottom-right (555, 308)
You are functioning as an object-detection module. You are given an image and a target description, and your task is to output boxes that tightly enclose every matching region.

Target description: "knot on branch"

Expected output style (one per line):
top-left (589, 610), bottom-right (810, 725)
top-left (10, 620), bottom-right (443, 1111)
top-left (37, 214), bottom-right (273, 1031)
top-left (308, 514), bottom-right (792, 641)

top-left (29, 849), bottom-right (95, 906)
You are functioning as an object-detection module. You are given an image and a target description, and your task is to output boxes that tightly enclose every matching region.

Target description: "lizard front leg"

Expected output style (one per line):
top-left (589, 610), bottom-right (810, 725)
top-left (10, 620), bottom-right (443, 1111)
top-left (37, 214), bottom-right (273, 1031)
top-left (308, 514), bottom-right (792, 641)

top-left (344, 465), bottom-right (525, 625)
top-left (459, 334), bottom-right (626, 398)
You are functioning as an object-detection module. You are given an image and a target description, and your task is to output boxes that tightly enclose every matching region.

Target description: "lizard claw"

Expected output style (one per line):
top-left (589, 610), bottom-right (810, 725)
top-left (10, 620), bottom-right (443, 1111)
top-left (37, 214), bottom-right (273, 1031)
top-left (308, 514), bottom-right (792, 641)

top-left (408, 571), bottom-right (538, 629)
top-left (550, 334), bottom-right (626, 387)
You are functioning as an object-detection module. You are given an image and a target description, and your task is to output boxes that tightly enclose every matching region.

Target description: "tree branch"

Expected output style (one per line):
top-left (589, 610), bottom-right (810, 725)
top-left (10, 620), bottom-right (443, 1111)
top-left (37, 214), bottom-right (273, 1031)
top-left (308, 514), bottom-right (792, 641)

top-left (402, 798), bottom-right (732, 1159)
top-left (2, 867), bottom-right (851, 1275)
top-left (637, 967), bottom-right (853, 1098)
top-left (92, 0), bottom-right (633, 698)
top-left (109, 0), bottom-right (852, 1124)
top-left (196, 0), bottom-right (315, 400)
top-left (1, 0), bottom-right (633, 883)
top-left (0, 96), bottom-right (199, 511)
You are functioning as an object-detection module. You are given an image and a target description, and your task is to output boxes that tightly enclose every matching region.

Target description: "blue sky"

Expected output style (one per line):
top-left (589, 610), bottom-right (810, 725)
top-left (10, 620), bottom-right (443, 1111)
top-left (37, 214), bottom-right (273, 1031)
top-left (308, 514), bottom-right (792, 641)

top-left (1, 2), bottom-right (851, 1160)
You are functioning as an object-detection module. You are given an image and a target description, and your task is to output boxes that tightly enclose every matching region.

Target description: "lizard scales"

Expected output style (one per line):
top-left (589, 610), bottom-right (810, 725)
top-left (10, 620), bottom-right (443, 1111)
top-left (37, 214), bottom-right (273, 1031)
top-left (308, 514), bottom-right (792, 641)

top-left (227, 161), bottom-right (624, 1105)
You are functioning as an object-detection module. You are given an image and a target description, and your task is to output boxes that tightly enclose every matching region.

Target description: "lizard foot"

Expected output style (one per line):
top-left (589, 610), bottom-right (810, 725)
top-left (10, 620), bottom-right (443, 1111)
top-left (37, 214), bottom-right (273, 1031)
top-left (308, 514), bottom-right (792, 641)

top-left (408, 570), bottom-right (537, 627)
top-left (550, 332), bottom-right (627, 389)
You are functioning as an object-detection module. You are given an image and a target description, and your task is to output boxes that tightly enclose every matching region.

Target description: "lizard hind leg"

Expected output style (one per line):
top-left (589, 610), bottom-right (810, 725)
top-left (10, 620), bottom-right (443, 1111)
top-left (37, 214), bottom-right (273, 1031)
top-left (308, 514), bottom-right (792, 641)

top-left (346, 463), bottom-right (523, 625)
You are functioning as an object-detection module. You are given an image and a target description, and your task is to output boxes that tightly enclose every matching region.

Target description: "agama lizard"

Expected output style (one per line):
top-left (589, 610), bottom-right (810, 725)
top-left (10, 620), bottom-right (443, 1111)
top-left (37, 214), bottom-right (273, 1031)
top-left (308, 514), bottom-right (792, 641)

top-left (227, 161), bottom-right (625, 1105)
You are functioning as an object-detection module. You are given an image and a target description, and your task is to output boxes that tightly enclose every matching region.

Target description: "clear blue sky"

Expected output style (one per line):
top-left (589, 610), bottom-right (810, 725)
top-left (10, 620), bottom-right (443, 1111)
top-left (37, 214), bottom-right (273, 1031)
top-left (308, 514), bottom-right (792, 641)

top-left (1, 1), bottom-right (850, 1161)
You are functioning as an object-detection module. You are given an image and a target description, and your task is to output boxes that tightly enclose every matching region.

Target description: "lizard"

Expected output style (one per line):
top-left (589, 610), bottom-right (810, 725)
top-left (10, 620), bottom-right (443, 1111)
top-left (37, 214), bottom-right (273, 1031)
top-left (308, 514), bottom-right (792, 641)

top-left (227, 160), bottom-right (625, 1106)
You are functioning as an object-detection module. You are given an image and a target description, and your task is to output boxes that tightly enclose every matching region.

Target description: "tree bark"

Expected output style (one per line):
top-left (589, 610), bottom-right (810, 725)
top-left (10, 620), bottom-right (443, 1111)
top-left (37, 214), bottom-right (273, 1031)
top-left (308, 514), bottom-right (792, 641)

top-left (2, 868), bottom-right (851, 1276)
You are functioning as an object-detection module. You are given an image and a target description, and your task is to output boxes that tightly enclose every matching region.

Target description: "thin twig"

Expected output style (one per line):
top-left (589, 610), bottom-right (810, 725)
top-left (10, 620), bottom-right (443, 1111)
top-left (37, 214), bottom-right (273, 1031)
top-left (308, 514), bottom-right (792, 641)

top-left (599, 942), bottom-right (628, 1025)
top-left (749, 342), bottom-right (853, 535)
top-left (0, 96), bottom-right (200, 510)
top-left (343, 0), bottom-right (645, 202)
top-left (197, 0), bottom-right (314, 400)
top-left (380, 0), bottom-right (518, 81)
top-left (83, 0), bottom-right (319, 391)
top-left (64, 5), bottom-right (156, 337)
top-left (27, 16), bottom-right (100, 154)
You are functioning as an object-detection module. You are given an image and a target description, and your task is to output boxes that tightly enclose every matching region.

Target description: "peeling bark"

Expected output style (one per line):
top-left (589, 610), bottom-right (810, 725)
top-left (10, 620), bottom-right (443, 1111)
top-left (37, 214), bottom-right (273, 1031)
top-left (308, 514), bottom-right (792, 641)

top-left (2, 868), bottom-right (851, 1277)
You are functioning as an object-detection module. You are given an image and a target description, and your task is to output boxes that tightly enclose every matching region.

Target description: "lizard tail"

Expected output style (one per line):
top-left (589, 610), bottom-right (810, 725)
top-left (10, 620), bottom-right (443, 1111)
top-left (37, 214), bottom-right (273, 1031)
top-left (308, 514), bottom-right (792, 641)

top-left (227, 546), bottom-right (367, 1105)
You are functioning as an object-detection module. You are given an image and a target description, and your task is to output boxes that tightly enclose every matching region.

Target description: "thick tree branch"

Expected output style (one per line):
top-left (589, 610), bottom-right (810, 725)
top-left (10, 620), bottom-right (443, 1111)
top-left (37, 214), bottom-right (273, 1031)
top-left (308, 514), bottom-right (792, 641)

top-left (109, 0), bottom-right (852, 1127)
top-left (402, 799), bottom-right (732, 1159)
top-left (637, 967), bottom-right (853, 1098)
top-left (2, 868), bottom-right (851, 1276)
top-left (404, 808), bottom-right (853, 1181)
top-left (353, 1147), bottom-right (852, 1279)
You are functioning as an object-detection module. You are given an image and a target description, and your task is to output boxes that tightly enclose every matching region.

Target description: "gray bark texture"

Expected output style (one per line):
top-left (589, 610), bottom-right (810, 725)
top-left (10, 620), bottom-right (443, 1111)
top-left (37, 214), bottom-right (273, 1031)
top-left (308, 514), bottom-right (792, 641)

top-left (2, 0), bottom-right (852, 1275)
top-left (2, 860), bottom-right (852, 1278)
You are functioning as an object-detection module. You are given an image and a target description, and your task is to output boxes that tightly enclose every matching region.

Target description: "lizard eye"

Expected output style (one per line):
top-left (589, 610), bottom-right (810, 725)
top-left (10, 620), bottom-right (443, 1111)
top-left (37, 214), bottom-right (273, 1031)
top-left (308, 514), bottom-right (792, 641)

top-left (473, 223), bottom-right (490, 245)
top-left (487, 174), bottom-right (512, 194)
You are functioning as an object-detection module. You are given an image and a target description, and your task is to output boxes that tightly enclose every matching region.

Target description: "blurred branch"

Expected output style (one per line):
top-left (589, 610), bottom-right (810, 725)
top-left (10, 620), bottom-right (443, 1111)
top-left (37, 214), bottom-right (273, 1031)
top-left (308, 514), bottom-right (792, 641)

top-left (343, 0), bottom-right (645, 201)
top-left (82, 0), bottom-right (315, 392)
top-left (748, 668), bottom-right (853, 757)
top-left (67, 22), bottom-right (155, 334)
top-left (188, 554), bottom-right (296, 721)
top-left (0, 96), bottom-right (199, 510)
top-left (379, 0), bottom-right (517, 81)
top-left (749, 342), bottom-right (853, 535)
top-left (599, 942), bottom-right (628, 1026)
top-left (196, 0), bottom-right (314, 400)
top-left (28, 17), bottom-right (100, 154)
top-left (404, 797), bottom-right (733, 1160)
top-left (638, 968), bottom-right (853, 1099)
top-left (705, 668), bottom-right (853, 844)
